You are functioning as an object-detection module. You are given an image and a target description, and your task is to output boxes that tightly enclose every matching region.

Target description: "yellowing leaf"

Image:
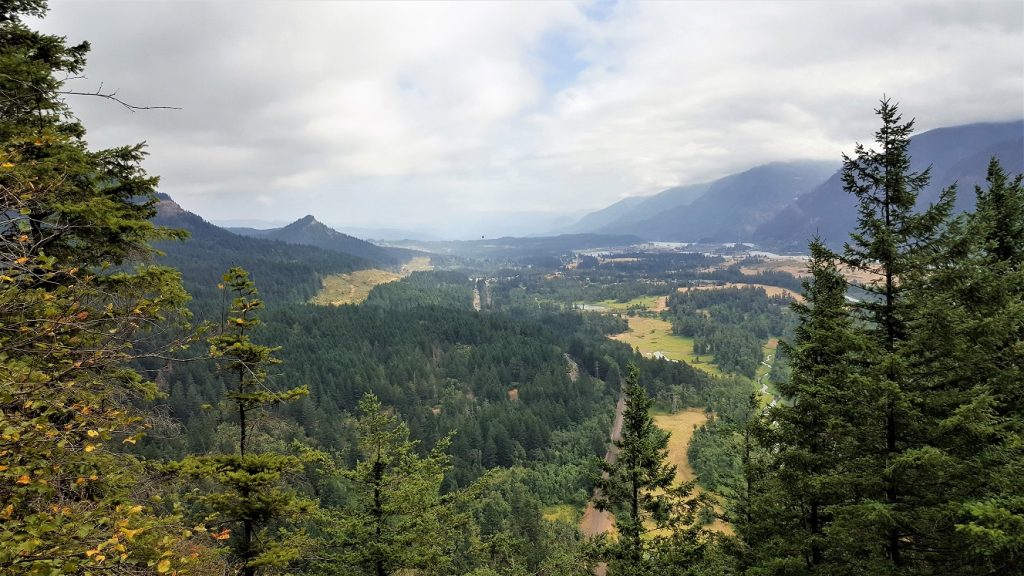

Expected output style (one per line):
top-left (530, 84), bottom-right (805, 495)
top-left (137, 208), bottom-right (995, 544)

top-left (15, 475), bottom-right (31, 485)
top-left (15, 257), bottom-right (28, 265)
top-left (87, 430), bottom-right (99, 438)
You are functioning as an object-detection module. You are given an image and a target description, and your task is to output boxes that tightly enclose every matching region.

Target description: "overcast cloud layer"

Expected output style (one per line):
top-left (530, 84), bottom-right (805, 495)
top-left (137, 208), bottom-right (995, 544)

top-left (38, 1), bottom-right (1024, 238)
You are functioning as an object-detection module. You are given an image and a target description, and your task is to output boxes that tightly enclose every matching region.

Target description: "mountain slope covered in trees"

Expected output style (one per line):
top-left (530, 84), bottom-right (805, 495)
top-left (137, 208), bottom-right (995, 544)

top-left (230, 215), bottom-right (419, 268)
top-left (152, 195), bottom-right (369, 305)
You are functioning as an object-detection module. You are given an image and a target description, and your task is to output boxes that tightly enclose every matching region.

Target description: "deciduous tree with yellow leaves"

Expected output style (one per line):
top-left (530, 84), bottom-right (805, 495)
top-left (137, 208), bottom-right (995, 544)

top-left (0, 1), bottom-right (214, 572)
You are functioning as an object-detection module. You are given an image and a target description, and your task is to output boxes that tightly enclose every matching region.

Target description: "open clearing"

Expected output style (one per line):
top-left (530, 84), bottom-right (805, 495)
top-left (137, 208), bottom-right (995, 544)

top-left (653, 409), bottom-right (732, 534)
top-left (738, 257), bottom-right (810, 278)
top-left (399, 255), bottom-right (433, 275)
top-left (311, 256), bottom-right (433, 306)
top-left (609, 316), bottom-right (723, 376)
top-left (542, 504), bottom-right (578, 524)
top-left (586, 295), bottom-right (665, 312)
top-left (653, 409), bottom-right (708, 483)
top-left (738, 256), bottom-right (884, 286)
top-left (678, 282), bottom-right (803, 302)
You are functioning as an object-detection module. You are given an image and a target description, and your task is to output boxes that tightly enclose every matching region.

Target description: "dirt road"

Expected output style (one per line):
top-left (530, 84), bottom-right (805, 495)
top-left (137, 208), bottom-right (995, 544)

top-left (579, 393), bottom-right (626, 538)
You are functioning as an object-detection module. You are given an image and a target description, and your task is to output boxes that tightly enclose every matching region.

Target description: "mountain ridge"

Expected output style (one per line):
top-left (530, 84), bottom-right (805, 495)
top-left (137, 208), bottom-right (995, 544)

top-left (754, 120), bottom-right (1024, 248)
top-left (229, 215), bottom-right (420, 268)
top-left (151, 195), bottom-right (371, 304)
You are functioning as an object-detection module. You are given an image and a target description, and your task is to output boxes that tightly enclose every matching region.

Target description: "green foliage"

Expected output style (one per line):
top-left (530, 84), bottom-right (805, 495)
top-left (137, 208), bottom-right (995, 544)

top-left (453, 467), bottom-right (595, 576)
top-left (687, 419), bottom-right (743, 494)
top-left (830, 99), bottom-right (958, 572)
top-left (896, 158), bottom-right (1024, 573)
top-left (208, 267), bottom-right (307, 456)
top-left (313, 393), bottom-right (457, 575)
top-left (668, 287), bottom-right (792, 378)
top-left (595, 364), bottom-right (711, 575)
top-left (178, 268), bottom-right (311, 574)
top-left (1, 1), bottom-right (208, 572)
top-left (740, 240), bottom-right (866, 574)
top-left (732, 101), bottom-right (1024, 575)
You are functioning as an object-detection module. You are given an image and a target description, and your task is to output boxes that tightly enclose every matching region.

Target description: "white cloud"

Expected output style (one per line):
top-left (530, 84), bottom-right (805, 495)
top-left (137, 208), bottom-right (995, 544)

top-left (37, 0), bottom-right (1024, 237)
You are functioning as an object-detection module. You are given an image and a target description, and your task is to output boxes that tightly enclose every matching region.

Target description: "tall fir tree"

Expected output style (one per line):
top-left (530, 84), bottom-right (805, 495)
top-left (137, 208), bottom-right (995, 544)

top-left (595, 364), bottom-right (709, 575)
top-left (830, 98), bottom-right (957, 572)
top-left (898, 158), bottom-right (1024, 574)
top-left (178, 267), bottom-right (311, 574)
top-left (740, 240), bottom-right (867, 575)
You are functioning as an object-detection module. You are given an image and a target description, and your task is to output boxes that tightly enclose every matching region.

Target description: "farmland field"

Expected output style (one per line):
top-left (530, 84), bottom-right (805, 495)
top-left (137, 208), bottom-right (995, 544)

top-left (653, 409), bottom-right (732, 534)
top-left (678, 282), bottom-right (803, 301)
top-left (311, 256), bottom-right (433, 306)
top-left (609, 315), bottom-right (723, 376)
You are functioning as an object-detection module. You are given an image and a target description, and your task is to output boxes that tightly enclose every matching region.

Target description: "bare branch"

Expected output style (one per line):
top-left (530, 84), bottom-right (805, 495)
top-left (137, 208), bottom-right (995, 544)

top-left (60, 85), bottom-right (181, 112)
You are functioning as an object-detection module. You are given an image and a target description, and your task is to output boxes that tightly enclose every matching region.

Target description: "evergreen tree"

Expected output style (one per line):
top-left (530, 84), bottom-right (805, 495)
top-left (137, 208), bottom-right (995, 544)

top-left (595, 364), bottom-right (709, 575)
top-left (316, 392), bottom-right (456, 575)
top-left (898, 158), bottom-right (1024, 573)
top-left (178, 268), bottom-right (312, 574)
top-left (1, 1), bottom-right (209, 572)
top-left (829, 98), bottom-right (957, 572)
top-left (740, 240), bottom-right (866, 575)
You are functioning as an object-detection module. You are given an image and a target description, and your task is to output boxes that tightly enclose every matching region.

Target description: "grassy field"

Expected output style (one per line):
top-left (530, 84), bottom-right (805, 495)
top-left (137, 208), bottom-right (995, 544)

top-left (311, 257), bottom-right (433, 306)
top-left (653, 408), bottom-right (732, 534)
top-left (584, 295), bottom-right (665, 312)
top-left (400, 256), bottom-right (433, 275)
top-left (609, 316), bottom-right (724, 377)
top-left (678, 282), bottom-right (803, 301)
top-left (653, 409), bottom-right (708, 483)
top-left (542, 504), bottom-right (578, 524)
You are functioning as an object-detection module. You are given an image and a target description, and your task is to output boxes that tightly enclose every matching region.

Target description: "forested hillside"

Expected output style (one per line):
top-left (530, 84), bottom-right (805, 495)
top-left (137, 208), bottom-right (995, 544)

top-left (568, 161), bottom-right (836, 242)
top-left (229, 215), bottom-right (419, 268)
top-left (152, 195), bottom-right (369, 305)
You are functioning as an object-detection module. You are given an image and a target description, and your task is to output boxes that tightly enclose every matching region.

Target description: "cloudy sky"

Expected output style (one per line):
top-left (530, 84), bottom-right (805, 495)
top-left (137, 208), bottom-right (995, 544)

top-left (37, 0), bottom-right (1024, 238)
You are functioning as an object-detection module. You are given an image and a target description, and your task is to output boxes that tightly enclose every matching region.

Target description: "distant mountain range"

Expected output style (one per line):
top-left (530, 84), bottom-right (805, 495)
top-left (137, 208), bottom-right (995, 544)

top-left (757, 121), bottom-right (1024, 248)
top-left (229, 215), bottom-right (419, 267)
top-left (557, 182), bottom-right (711, 235)
top-left (565, 120), bottom-right (1023, 249)
top-left (151, 195), bottom-right (373, 304)
top-left (560, 161), bottom-right (836, 242)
